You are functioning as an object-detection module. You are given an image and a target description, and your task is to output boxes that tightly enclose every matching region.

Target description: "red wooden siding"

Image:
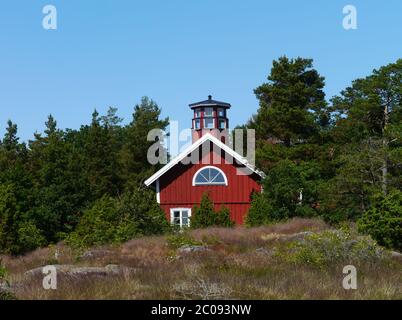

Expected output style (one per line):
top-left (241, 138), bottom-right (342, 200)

top-left (161, 203), bottom-right (253, 225)
top-left (158, 142), bottom-right (261, 225)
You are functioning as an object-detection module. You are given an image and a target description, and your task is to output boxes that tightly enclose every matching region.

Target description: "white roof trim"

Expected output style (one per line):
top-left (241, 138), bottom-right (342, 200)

top-left (144, 133), bottom-right (264, 187)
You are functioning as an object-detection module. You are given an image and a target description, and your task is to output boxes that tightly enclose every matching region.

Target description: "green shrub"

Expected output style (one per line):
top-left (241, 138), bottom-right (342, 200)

top-left (191, 193), bottom-right (216, 229)
top-left (259, 160), bottom-right (321, 222)
top-left (0, 261), bottom-right (6, 280)
top-left (247, 160), bottom-right (321, 226)
top-left (191, 193), bottom-right (234, 228)
top-left (0, 291), bottom-right (16, 300)
top-left (215, 205), bottom-right (235, 227)
top-left (288, 230), bottom-right (386, 268)
top-left (67, 189), bottom-right (169, 248)
top-left (166, 233), bottom-right (203, 249)
top-left (0, 184), bottom-right (46, 255)
top-left (0, 184), bottom-right (20, 255)
top-left (245, 192), bottom-right (274, 226)
top-left (117, 189), bottom-right (169, 236)
top-left (358, 190), bottom-right (402, 250)
top-left (17, 221), bottom-right (46, 253)
top-left (0, 261), bottom-right (16, 300)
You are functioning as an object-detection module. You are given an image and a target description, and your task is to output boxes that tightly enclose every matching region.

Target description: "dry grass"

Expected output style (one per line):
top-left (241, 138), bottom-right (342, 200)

top-left (1, 218), bottom-right (401, 300)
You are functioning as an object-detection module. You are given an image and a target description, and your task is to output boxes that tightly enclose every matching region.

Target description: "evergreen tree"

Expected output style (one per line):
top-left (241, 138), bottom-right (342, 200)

top-left (330, 59), bottom-right (402, 195)
top-left (245, 192), bottom-right (273, 226)
top-left (119, 97), bottom-right (169, 188)
top-left (191, 193), bottom-right (234, 228)
top-left (0, 184), bottom-right (20, 254)
top-left (28, 115), bottom-right (86, 242)
top-left (253, 56), bottom-right (328, 145)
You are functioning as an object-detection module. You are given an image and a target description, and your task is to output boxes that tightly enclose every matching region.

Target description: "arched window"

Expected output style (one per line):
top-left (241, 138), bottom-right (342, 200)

top-left (192, 166), bottom-right (228, 186)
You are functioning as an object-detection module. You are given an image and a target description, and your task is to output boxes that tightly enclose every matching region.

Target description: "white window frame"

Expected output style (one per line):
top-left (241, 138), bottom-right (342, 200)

top-left (204, 118), bottom-right (215, 129)
top-left (217, 108), bottom-right (225, 117)
top-left (195, 119), bottom-right (201, 129)
top-left (192, 165), bottom-right (228, 186)
top-left (204, 107), bottom-right (213, 117)
top-left (218, 119), bottom-right (226, 129)
top-left (170, 208), bottom-right (191, 228)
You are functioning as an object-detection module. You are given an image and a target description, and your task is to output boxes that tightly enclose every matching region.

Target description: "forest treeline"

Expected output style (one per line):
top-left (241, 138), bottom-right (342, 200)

top-left (0, 57), bottom-right (401, 255)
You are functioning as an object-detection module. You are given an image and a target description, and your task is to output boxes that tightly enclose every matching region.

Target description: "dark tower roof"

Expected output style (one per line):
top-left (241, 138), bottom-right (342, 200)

top-left (189, 95), bottom-right (231, 109)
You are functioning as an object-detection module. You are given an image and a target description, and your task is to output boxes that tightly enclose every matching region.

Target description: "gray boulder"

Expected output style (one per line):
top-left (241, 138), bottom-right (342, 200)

top-left (24, 264), bottom-right (135, 280)
top-left (178, 245), bottom-right (210, 254)
top-left (391, 251), bottom-right (402, 260)
top-left (79, 249), bottom-right (116, 260)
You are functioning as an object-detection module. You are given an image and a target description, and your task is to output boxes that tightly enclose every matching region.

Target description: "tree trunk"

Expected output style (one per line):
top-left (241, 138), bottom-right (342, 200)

top-left (382, 100), bottom-right (390, 195)
top-left (381, 140), bottom-right (387, 195)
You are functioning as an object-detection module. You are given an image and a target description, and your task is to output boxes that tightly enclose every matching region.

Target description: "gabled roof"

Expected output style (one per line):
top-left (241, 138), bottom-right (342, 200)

top-left (189, 96), bottom-right (231, 109)
top-left (144, 133), bottom-right (265, 187)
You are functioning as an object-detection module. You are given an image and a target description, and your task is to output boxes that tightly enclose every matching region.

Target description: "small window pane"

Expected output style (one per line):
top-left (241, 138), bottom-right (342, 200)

top-left (195, 172), bottom-right (208, 183)
top-left (213, 173), bottom-right (225, 183)
top-left (182, 210), bottom-right (188, 218)
top-left (182, 217), bottom-right (188, 226)
top-left (219, 120), bottom-right (226, 129)
top-left (195, 119), bottom-right (201, 129)
top-left (174, 211), bottom-right (180, 218)
top-left (218, 108), bottom-right (225, 117)
top-left (195, 109), bottom-right (201, 117)
top-left (204, 108), bottom-right (213, 116)
top-left (210, 168), bottom-right (219, 179)
top-left (204, 118), bottom-right (214, 129)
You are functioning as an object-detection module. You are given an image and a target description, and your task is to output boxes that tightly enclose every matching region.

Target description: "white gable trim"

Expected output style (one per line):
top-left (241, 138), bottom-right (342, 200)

top-left (144, 133), bottom-right (264, 187)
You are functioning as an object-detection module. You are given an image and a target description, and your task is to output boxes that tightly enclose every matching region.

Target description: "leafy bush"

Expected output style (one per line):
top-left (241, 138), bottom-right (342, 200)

top-left (0, 261), bottom-right (6, 280)
top-left (262, 160), bottom-right (302, 220)
top-left (191, 193), bottom-right (234, 228)
top-left (0, 261), bottom-right (16, 300)
top-left (0, 184), bottom-right (20, 254)
top-left (0, 290), bottom-right (16, 301)
top-left (245, 192), bottom-right (274, 226)
top-left (288, 229), bottom-right (386, 267)
top-left (249, 160), bottom-right (321, 226)
top-left (17, 221), bottom-right (46, 253)
top-left (67, 189), bottom-right (169, 248)
top-left (117, 189), bottom-right (170, 236)
top-left (0, 184), bottom-right (45, 255)
top-left (166, 233), bottom-right (203, 249)
top-left (215, 205), bottom-right (234, 227)
top-left (358, 190), bottom-right (402, 250)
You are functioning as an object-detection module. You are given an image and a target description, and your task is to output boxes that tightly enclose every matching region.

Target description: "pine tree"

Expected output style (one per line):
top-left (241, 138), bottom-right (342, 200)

top-left (253, 56), bottom-right (328, 145)
top-left (119, 97), bottom-right (169, 188)
top-left (331, 59), bottom-right (402, 195)
top-left (191, 193), bottom-right (234, 228)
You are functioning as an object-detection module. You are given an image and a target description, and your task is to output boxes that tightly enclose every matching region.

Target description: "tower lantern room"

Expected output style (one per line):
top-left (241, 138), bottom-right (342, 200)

top-left (189, 95), bottom-right (231, 143)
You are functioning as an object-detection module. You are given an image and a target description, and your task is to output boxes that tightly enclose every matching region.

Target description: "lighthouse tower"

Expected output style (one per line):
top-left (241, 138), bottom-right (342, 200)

top-left (189, 95), bottom-right (231, 143)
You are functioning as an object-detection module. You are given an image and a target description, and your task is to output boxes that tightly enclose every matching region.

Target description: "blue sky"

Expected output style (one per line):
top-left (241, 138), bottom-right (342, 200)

top-left (0, 0), bottom-right (401, 141)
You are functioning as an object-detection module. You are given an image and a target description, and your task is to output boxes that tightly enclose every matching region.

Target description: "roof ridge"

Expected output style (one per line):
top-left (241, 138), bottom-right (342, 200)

top-left (144, 133), bottom-right (264, 186)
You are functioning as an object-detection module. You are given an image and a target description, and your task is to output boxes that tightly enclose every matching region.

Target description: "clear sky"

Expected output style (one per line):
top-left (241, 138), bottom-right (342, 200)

top-left (1, 0), bottom-right (401, 141)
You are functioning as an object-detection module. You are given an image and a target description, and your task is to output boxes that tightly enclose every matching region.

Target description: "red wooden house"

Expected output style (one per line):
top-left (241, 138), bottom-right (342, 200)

top-left (145, 96), bottom-right (264, 226)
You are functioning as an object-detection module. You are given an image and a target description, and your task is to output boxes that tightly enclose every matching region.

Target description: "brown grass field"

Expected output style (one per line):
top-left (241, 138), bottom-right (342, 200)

top-left (1, 218), bottom-right (401, 300)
